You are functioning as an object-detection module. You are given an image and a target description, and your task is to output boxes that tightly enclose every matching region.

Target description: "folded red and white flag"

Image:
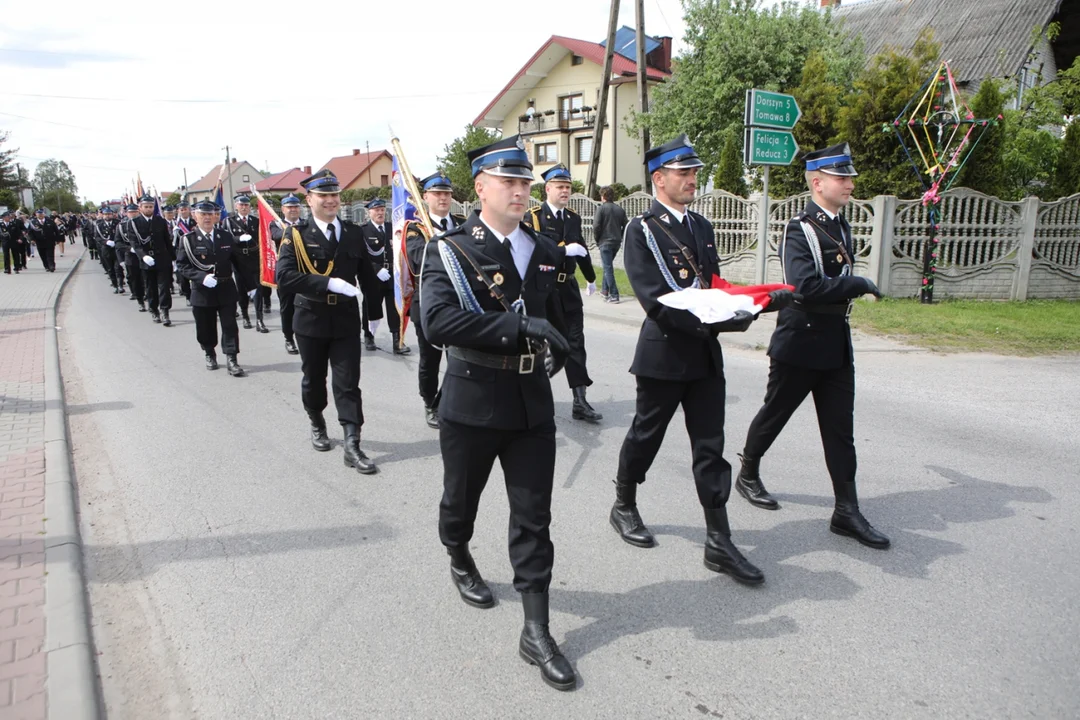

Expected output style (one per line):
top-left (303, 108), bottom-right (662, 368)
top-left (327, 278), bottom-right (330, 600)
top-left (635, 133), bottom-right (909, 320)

top-left (659, 279), bottom-right (795, 323)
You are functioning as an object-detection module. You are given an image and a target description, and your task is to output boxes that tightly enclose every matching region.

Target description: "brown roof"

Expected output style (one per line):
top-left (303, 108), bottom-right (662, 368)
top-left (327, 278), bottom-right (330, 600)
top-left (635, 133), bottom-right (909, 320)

top-left (254, 167), bottom-right (311, 193)
top-left (187, 164), bottom-right (225, 193)
top-left (317, 150), bottom-right (392, 189)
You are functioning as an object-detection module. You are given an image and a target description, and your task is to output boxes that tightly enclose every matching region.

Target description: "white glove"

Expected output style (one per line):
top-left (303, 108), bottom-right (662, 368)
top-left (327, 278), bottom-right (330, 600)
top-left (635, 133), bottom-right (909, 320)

top-left (238, 233), bottom-right (252, 243)
top-left (143, 256), bottom-right (155, 267)
top-left (202, 274), bottom-right (218, 288)
top-left (172, 261), bottom-right (178, 271)
top-left (586, 282), bottom-right (597, 296)
top-left (327, 277), bottom-right (360, 297)
top-left (106, 240), bottom-right (115, 247)
top-left (247, 289), bottom-right (257, 299)
top-left (376, 268), bottom-right (391, 282)
top-left (564, 243), bottom-right (588, 258)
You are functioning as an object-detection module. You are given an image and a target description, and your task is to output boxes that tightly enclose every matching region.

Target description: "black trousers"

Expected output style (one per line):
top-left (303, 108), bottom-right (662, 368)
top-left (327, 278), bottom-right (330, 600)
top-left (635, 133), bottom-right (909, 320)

top-left (277, 289), bottom-right (295, 340)
top-left (261, 285), bottom-right (272, 309)
top-left (192, 302), bottom-right (239, 355)
top-left (743, 359), bottom-right (857, 490)
top-left (124, 253), bottom-right (144, 299)
top-left (617, 374), bottom-right (732, 509)
top-left (14, 241), bottom-right (27, 269)
top-left (142, 266), bottom-right (172, 313)
top-left (234, 252), bottom-right (262, 318)
top-left (178, 273), bottom-right (191, 298)
top-left (411, 304), bottom-right (442, 407)
top-left (439, 417), bottom-right (556, 593)
top-left (362, 279), bottom-right (400, 338)
top-left (2, 240), bottom-right (14, 272)
top-left (562, 307), bottom-right (591, 389)
top-left (37, 241), bottom-right (56, 271)
top-left (295, 333), bottom-right (364, 427)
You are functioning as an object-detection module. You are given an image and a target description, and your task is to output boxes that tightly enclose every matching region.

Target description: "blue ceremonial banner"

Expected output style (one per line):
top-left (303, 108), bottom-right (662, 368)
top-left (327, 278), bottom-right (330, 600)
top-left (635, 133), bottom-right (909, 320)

top-left (213, 183), bottom-right (229, 221)
top-left (391, 154), bottom-right (417, 335)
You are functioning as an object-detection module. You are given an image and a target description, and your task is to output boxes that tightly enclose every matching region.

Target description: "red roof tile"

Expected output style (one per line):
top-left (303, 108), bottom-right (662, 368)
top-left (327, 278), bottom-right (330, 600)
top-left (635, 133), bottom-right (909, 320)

top-left (254, 168), bottom-right (309, 193)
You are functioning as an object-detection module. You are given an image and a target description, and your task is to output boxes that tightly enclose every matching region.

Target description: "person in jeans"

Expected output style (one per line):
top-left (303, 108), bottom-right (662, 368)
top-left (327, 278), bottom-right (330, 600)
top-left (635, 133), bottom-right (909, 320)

top-left (592, 186), bottom-right (628, 303)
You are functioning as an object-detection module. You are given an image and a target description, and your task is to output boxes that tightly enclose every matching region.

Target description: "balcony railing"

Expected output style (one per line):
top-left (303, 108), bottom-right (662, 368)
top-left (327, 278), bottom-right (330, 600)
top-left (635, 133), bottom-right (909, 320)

top-left (518, 108), bottom-right (596, 134)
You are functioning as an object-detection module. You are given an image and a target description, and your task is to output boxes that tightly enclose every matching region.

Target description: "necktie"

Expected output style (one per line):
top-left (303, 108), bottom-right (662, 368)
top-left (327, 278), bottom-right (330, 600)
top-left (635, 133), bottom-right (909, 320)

top-left (439, 218), bottom-right (448, 232)
top-left (682, 214), bottom-right (694, 239)
top-left (557, 210), bottom-right (563, 222)
top-left (327, 223), bottom-right (337, 246)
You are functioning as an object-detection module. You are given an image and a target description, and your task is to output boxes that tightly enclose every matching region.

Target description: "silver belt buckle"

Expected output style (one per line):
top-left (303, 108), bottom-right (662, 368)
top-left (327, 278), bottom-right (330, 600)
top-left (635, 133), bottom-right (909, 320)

top-left (518, 353), bottom-right (535, 374)
top-left (327, 293), bottom-right (338, 305)
top-left (556, 272), bottom-right (567, 283)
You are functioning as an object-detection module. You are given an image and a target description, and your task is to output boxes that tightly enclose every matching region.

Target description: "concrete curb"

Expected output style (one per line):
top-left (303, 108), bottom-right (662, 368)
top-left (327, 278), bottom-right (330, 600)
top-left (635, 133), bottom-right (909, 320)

top-left (42, 253), bottom-right (102, 720)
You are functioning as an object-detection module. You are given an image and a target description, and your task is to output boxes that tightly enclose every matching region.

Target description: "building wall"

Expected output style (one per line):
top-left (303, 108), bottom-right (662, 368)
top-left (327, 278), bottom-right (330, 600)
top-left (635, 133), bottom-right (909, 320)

top-left (342, 155), bottom-right (394, 191)
top-left (187, 162), bottom-right (265, 203)
top-left (499, 53), bottom-right (657, 188)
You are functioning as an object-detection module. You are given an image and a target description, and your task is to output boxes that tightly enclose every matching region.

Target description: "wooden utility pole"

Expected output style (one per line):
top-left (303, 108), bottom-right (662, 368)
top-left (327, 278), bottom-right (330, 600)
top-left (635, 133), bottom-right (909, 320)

top-left (223, 145), bottom-right (234, 206)
top-left (635, 0), bottom-right (652, 193)
top-left (586, 0), bottom-right (621, 198)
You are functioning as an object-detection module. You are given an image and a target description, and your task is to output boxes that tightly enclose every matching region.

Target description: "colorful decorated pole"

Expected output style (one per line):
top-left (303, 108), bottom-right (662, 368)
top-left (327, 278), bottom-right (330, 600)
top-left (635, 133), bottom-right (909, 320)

top-left (887, 61), bottom-right (1000, 303)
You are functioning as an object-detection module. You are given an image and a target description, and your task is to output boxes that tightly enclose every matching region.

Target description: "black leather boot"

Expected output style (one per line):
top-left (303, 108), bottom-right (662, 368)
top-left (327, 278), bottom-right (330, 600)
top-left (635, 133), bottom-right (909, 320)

top-left (242, 313), bottom-right (253, 330)
top-left (609, 479), bottom-right (654, 548)
top-left (830, 481), bottom-right (890, 549)
top-left (226, 354), bottom-right (245, 377)
top-left (204, 351), bottom-right (218, 370)
top-left (138, 300), bottom-right (147, 312)
top-left (392, 335), bottom-right (410, 355)
top-left (342, 423), bottom-right (377, 474)
top-left (364, 334), bottom-right (378, 352)
top-left (735, 453), bottom-right (778, 510)
top-left (447, 546), bottom-right (494, 608)
top-left (284, 337), bottom-right (299, 355)
top-left (151, 310), bottom-right (162, 323)
top-left (162, 310), bottom-right (172, 327)
top-left (571, 386), bottom-right (603, 421)
top-left (255, 310), bottom-right (269, 334)
top-left (306, 409), bottom-right (331, 452)
top-left (424, 405), bottom-right (440, 429)
top-left (703, 507), bottom-right (764, 585)
top-left (519, 592), bottom-right (576, 691)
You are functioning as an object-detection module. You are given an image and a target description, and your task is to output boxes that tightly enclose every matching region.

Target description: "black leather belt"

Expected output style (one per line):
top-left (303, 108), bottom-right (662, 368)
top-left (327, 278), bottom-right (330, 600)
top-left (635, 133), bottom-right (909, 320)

top-left (794, 301), bottom-right (853, 317)
top-left (299, 293), bottom-right (356, 305)
top-left (448, 346), bottom-right (547, 374)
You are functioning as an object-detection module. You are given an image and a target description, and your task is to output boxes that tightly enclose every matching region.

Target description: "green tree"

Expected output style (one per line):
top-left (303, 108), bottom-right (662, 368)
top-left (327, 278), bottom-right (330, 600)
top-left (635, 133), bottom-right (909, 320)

top-left (633, 0), bottom-right (862, 180)
top-left (82, 200), bottom-right (97, 212)
top-left (437, 124), bottom-right (502, 201)
top-left (1051, 120), bottom-right (1080, 198)
top-left (0, 188), bottom-right (18, 209)
top-left (769, 49), bottom-right (845, 196)
top-left (713, 129), bottom-right (747, 195)
top-left (836, 28), bottom-right (941, 198)
top-left (166, 192), bottom-right (182, 206)
top-left (956, 79), bottom-right (1008, 197)
top-left (0, 132), bottom-right (19, 192)
top-left (33, 159), bottom-right (80, 211)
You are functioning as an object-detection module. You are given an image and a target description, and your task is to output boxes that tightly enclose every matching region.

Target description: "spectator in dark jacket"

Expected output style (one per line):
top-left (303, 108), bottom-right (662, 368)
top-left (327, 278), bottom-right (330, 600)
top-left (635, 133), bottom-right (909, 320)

top-left (593, 186), bottom-right (628, 303)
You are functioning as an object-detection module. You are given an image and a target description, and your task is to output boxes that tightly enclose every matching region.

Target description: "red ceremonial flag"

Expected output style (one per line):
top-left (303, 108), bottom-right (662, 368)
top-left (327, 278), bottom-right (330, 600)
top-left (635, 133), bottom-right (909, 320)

top-left (710, 277), bottom-right (795, 312)
top-left (255, 193), bottom-right (277, 289)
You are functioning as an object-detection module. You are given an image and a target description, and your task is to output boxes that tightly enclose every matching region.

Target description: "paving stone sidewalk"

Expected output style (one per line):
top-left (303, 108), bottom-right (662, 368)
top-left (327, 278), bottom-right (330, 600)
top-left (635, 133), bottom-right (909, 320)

top-left (0, 242), bottom-right (85, 719)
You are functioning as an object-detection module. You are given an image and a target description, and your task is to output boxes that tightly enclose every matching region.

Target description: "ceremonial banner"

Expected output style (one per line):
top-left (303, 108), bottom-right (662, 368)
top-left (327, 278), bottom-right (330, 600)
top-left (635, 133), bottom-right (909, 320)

top-left (391, 154), bottom-right (418, 338)
top-left (254, 191), bottom-right (278, 289)
top-left (213, 184), bottom-right (228, 221)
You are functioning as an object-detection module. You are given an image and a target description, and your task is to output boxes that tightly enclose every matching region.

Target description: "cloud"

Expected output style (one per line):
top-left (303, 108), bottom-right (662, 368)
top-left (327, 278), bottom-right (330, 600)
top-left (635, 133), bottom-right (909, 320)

top-left (0, 48), bottom-right (135, 70)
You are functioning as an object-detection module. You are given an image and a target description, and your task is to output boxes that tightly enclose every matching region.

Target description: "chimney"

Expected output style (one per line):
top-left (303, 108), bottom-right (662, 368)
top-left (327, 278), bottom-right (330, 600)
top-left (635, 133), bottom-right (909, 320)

top-left (352, 149), bottom-right (360, 156)
top-left (232, 158), bottom-right (238, 164)
top-left (820, 0), bottom-right (840, 6)
top-left (302, 165), bottom-right (311, 174)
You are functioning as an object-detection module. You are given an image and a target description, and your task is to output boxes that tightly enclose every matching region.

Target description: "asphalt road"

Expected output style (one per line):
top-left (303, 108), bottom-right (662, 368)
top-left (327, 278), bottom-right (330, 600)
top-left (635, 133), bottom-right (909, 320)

top-left (59, 259), bottom-right (1080, 720)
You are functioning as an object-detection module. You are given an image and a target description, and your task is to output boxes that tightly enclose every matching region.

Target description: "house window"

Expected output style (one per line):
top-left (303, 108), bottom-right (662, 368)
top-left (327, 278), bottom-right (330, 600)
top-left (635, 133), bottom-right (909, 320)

top-left (559, 93), bottom-right (583, 118)
top-left (242, 174), bottom-right (249, 182)
top-left (380, 175), bottom-right (389, 186)
top-left (571, 55), bottom-right (584, 66)
top-left (575, 136), bottom-right (593, 164)
top-left (536, 142), bottom-right (557, 164)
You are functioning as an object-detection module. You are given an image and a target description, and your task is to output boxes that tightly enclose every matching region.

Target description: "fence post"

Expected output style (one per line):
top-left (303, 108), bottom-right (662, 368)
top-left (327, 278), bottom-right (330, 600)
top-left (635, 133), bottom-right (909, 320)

top-left (876, 195), bottom-right (897, 296)
top-left (1013, 195), bottom-right (1039, 301)
top-left (756, 192), bottom-right (768, 284)
top-left (866, 195), bottom-right (886, 287)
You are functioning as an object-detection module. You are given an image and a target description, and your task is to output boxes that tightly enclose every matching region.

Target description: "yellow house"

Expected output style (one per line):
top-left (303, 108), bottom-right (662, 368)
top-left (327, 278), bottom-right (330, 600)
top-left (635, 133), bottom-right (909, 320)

top-left (473, 29), bottom-right (671, 190)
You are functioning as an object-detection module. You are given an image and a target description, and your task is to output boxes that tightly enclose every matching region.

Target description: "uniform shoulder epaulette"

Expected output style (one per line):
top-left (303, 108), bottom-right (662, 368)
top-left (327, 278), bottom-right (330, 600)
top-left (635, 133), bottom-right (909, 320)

top-left (565, 206), bottom-right (581, 218)
top-left (451, 213), bottom-right (466, 224)
top-left (341, 219), bottom-right (358, 229)
top-left (442, 224), bottom-right (467, 238)
top-left (640, 210), bottom-right (655, 221)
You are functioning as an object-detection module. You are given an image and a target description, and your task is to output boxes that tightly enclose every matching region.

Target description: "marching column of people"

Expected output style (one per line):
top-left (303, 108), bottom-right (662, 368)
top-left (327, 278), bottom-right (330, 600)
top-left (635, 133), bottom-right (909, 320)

top-left (37, 137), bottom-right (893, 696)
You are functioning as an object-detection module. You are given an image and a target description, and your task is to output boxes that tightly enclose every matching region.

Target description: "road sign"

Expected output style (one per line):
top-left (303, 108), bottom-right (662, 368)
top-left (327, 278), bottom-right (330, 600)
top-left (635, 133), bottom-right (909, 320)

top-left (744, 128), bottom-right (799, 166)
top-left (745, 89), bottom-right (801, 130)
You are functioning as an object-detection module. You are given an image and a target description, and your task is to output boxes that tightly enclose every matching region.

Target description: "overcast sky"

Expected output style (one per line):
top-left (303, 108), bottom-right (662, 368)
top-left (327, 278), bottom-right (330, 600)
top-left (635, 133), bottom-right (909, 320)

top-left (2, 0), bottom-right (691, 203)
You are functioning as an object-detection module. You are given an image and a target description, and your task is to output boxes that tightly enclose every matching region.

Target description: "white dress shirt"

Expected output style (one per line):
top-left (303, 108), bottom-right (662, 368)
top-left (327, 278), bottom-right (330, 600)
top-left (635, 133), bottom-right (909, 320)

top-left (480, 217), bottom-right (533, 280)
top-left (312, 216), bottom-right (343, 243)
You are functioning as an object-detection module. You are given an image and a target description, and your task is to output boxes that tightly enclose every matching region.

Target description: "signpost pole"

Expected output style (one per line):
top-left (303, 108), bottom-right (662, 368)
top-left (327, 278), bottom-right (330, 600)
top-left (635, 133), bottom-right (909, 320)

top-left (757, 165), bottom-right (769, 284)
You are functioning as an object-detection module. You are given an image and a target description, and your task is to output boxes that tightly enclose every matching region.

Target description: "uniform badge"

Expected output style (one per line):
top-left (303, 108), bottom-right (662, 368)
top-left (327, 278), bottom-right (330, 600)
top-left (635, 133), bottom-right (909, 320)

top-left (816, 211), bottom-right (827, 223)
top-left (679, 268), bottom-right (689, 279)
top-left (471, 225), bottom-right (485, 240)
top-left (660, 213), bottom-right (670, 224)
top-left (493, 272), bottom-right (504, 286)
top-left (837, 254), bottom-right (844, 263)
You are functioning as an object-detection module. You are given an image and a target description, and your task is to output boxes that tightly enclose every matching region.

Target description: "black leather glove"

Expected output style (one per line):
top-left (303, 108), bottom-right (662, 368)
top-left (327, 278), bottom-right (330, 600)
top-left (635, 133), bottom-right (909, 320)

top-left (544, 349), bottom-right (566, 378)
top-left (520, 316), bottom-right (570, 356)
top-left (709, 309), bottom-right (756, 333)
top-left (861, 278), bottom-right (882, 298)
top-left (762, 289), bottom-right (801, 313)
